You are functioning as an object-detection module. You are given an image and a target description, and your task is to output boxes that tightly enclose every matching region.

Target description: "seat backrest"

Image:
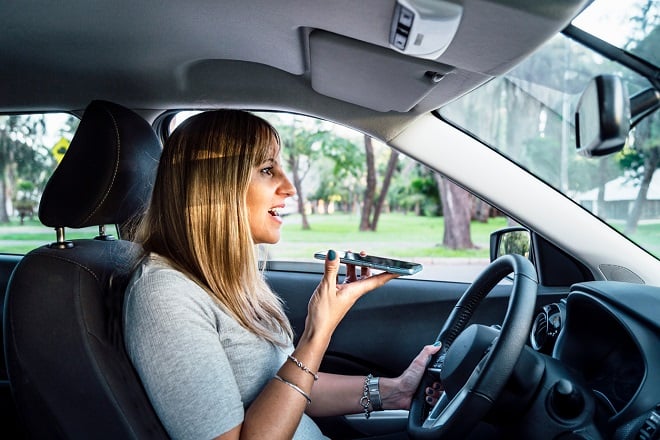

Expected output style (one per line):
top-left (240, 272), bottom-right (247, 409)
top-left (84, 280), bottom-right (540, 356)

top-left (3, 100), bottom-right (169, 439)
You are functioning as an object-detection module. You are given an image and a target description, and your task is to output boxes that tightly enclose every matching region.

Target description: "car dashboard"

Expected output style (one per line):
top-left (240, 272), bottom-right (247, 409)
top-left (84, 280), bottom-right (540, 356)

top-left (532, 281), bottom-right (660, 439)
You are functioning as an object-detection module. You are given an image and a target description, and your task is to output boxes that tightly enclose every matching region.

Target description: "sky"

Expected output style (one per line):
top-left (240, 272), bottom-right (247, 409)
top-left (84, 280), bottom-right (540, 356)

top-left (572, 0), bottom-right (658, 48)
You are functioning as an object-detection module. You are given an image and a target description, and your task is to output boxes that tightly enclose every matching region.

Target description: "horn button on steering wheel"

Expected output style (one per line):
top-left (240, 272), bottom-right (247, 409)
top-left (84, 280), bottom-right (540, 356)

top-left (441, 324), bottom-right (500, 398)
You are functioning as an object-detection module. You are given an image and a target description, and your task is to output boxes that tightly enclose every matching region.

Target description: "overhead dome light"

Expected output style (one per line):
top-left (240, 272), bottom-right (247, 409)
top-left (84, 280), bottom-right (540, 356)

top-left (389, 0), bottom-right (463, 60)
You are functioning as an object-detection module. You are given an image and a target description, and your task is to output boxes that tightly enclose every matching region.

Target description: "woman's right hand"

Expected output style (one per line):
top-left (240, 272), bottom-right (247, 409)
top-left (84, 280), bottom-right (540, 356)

top-left (303, 249), bottom-right (399, 346)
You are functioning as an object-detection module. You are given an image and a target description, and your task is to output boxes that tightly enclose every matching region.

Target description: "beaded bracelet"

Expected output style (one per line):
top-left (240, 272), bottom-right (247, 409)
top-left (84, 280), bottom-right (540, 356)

top-left (360, 374), bottom-right (373, 419)
top-left (287, 354), bottom-right (319, 381)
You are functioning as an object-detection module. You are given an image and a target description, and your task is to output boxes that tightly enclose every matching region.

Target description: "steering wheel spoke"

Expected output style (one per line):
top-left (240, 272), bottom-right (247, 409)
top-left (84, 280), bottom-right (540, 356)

top-left (422, 388), bottom-right (465, 429)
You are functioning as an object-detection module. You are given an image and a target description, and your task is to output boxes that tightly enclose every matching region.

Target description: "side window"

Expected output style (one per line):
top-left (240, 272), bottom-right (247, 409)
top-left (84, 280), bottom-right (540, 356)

top-left (0, 113), bottom-right (81, 254)
top-left (167, 111), bottom-right (504, 282)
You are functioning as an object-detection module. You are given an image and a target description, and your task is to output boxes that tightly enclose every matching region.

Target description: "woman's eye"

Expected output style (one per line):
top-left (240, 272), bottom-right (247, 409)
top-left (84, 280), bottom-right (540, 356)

top-left (260, 167), bottom-right (274, 176)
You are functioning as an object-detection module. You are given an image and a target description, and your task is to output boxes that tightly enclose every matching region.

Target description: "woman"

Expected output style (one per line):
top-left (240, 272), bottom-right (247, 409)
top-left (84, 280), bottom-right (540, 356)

top-left (123, 110), bottom-right (441, 439)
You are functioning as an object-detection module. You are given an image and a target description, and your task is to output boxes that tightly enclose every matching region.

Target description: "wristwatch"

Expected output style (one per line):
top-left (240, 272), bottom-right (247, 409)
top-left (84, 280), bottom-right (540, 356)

top-left (367, 375), bottom-right (382, 411)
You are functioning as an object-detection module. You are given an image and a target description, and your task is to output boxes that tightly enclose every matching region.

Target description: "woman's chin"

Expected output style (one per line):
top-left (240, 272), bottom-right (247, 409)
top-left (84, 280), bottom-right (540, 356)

top-left (254, 234), bottom-right (281, 245)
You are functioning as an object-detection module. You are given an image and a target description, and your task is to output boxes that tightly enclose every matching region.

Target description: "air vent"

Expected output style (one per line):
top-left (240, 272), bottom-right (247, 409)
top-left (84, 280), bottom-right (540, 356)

top-left (530, 303), bottom-right (565, 354)
top-left (531, 312), bottom-right (548, 351)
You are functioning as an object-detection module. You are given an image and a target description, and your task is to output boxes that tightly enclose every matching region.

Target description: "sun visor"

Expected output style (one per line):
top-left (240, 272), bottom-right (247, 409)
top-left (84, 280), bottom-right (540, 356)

top-left (309, 31), bottom-right (454, 112)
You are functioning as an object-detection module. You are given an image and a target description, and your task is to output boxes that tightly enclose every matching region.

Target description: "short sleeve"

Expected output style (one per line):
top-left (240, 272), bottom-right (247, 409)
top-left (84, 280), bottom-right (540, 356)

top-left (124, 266), bottom-right (244, 439)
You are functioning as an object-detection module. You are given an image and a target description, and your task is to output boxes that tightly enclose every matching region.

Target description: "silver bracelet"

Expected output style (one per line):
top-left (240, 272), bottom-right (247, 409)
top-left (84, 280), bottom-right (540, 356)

top-left (367, 375), bottom-right (382, 411)
top-left (273, 374), bottom-right (312, 405)
top-left (287, 354), bottom-right (319, 381)
top-left (360, 374), bottom-right (373, 419)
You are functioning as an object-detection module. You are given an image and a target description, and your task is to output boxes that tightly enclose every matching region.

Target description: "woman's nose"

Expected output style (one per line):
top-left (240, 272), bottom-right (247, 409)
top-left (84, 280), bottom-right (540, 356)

top-left (280, 176), bottom-right (296, 197)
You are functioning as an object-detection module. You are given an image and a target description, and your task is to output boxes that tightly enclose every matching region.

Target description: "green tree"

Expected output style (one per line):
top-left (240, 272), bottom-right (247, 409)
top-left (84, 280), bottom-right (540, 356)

top-left (266, 113), bottom-right (364, 228)
top-left (389, 162), bottom-right (439, 216)
top-left (359, 135), bottom-right (400, 231)
top-left (0, 115), bottom-right (44, 223)
top-left (318, 133), bottom-right (364, 214)
top-left (619, 112), bottom-right (660, 233)
top-left (619, 7), bottom-right (659, 233)
top-left (0, 114), bottom-right (77, 224)
top-left (14, 180), bottom-right (38, 225)
top-left (275, 118), bottom-right (324, 230)
top-left (435, 174), bottom-right (474, 249)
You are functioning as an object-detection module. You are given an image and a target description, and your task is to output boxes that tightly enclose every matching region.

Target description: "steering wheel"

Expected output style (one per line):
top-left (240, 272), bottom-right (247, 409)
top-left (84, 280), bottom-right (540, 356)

top-left (408, 254), bottom-right (538, 439)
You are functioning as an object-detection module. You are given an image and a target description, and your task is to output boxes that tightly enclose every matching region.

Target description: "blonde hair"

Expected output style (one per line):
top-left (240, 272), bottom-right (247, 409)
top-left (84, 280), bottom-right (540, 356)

top-left (136, 110), bottom-right (292, 345)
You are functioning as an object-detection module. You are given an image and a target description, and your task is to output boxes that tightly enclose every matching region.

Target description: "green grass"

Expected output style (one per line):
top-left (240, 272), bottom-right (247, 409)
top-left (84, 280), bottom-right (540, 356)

top-left (271, 213), bottom-right (505, 260)
top-left (0, 220), bottom-right (111, 254)
top-left (2, 214), bottom-right (658, 260)
top-left (608, 220), bottom-right (660, 258)
top-left (0, 214), bottom-right (502, 258)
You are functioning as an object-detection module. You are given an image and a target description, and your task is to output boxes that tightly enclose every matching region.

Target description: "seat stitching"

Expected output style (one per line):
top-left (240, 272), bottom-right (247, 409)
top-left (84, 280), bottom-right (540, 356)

top-left (82, 105), bottom-right (121, 225)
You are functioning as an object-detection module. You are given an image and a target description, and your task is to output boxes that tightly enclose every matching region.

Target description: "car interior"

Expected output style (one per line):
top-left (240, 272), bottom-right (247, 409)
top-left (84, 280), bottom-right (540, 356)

top-left (4, 100), bottom-right (168, 438)
top-left (1, 0), bottom-right (659, 439)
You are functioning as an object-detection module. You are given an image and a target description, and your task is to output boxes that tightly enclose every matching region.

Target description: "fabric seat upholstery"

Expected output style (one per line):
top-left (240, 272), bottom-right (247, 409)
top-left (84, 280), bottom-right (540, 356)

top-left (3, 100), bottom-right (169, 439)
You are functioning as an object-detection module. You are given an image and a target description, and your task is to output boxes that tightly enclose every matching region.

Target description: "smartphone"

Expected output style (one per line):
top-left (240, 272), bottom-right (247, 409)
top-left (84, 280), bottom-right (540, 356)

top-left (313, 251), bottom-right (423, 276)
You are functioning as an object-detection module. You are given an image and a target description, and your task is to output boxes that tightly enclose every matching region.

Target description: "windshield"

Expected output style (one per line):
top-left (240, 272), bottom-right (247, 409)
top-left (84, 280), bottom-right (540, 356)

top-left (439, 0), bottom-right (659, 259)
top-left (573, 0), bottom-right (659, 67)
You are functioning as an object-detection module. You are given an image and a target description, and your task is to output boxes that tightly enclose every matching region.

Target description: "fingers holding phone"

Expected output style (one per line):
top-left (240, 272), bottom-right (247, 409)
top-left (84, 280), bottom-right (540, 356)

top-left (313, 250), bottom-right (423, 276)
top-left (344, 250), bottom-right (371, 283)
top-left (305, 250), bottom-right (398, 339)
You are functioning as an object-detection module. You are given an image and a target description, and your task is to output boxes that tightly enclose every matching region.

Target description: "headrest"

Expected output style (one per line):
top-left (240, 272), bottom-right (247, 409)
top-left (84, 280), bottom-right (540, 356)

top-left (39, 100), bottom-right (161, 229)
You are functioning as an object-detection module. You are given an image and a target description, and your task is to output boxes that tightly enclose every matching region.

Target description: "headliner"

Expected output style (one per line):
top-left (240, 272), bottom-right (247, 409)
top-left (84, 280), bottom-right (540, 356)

top-left (0, 0), bottom-right (589, 140)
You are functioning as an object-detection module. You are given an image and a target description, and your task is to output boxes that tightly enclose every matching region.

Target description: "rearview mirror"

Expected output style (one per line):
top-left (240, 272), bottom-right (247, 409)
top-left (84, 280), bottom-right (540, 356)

top-left (575, 74), bottom-right (630, 157)
top-left (490, 227), bottom-right (531, 262)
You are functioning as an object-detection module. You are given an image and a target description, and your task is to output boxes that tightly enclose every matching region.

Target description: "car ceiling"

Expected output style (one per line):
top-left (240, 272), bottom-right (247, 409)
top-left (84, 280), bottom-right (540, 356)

top-left (2, 0), bottom-right (589, 140)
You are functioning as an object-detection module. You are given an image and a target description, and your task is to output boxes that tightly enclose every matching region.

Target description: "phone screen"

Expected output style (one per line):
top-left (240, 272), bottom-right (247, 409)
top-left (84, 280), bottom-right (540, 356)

top-left (314, 251), bottom-right (423, 275)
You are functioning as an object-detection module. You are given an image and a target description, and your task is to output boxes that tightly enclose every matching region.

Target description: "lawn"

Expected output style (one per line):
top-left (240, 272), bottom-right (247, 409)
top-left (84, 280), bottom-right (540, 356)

top-left (609, 220), bottom-right (660, 259)
top-left (1, 214), bottom-right (658, 261)
top-left (0, 221), bottom-right (105, 254)
top-left (0, 214), bottom-right (504, 258)
top-left (271, 213), bottom-right (506, 260)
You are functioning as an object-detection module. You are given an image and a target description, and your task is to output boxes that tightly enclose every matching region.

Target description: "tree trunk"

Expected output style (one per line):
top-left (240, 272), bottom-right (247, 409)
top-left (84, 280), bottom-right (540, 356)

top-left (360, 135), bottom-right (376, 231)
top-left (371, 150), bottom-right (399, 231)
top-left (625, 146), bottom-right (659, 234)
top-left (0, 170), bottom-right (8, 223)
top-left (0, 131), bottom-right (10, 223)
top-left (436, 174), bottom-right (474, 249)
top-left (285, 153), bottom-right (310, 230)
top-left (596, 158), bottom-right (608, 219)
top-left (472, 197), bottom-right (490, 222)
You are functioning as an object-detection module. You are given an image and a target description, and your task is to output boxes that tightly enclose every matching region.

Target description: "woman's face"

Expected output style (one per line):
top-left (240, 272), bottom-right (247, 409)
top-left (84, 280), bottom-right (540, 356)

top-left (246, 140), bottom-right (296, 244)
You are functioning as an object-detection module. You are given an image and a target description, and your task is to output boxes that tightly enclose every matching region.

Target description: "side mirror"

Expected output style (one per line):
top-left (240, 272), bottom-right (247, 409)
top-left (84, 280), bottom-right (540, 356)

top-left (575, 74), bottom-right (630, 157)
top-left (490, 226), bottom-right (531, 262)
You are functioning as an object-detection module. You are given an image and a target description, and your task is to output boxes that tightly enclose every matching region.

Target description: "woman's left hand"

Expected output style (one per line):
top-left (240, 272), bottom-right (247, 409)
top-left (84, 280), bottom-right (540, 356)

top-left (380, 344), bottom-right (444, 410)
top-left (304, 249), bottom-right (399, 348)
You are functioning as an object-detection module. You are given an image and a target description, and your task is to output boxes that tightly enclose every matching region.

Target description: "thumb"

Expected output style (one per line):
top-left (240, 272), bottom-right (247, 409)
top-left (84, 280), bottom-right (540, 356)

top-left (418, 343), bottom-right (442, 367)
top-left (324, 249), bottom-right (340, 284)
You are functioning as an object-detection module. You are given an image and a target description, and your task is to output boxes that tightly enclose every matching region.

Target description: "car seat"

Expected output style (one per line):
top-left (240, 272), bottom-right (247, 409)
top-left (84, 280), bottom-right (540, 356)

top-left (3, 100), bottom-right (169, 439)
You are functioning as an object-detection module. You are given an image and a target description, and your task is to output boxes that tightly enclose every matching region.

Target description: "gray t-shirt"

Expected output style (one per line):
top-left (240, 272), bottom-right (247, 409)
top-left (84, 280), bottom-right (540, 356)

top-left (123, 254), bottom-right (326, 439)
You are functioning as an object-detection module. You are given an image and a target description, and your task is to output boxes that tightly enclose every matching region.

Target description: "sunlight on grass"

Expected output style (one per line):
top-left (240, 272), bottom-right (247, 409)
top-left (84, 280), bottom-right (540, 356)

top-left (271, 213), bottom-right (506, 260)
top-left (0, 220), bottom-right (115, 254)
top-left (2, 215), bottom-right (657, 261)
top-left (608, 220), bottom-right (660, 259)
